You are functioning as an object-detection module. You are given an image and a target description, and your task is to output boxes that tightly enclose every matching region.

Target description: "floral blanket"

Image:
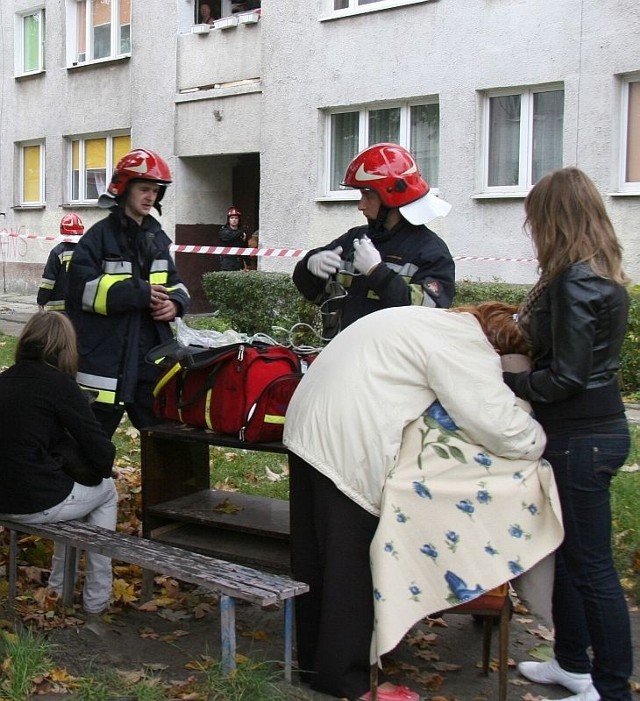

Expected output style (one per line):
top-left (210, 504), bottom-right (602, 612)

top-left (369, 401), bottom-right (563, 663)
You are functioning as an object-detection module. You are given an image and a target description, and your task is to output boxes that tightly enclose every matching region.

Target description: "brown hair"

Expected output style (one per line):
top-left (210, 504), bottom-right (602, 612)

top-left (15, 311), bottom-right (79, 377)
top-left (451, 302), bottom-right (529, 356)
top-left (524, 167), bottom-right (629, 285)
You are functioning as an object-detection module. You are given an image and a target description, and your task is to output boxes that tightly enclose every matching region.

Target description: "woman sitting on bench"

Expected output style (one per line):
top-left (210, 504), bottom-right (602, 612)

top-left (0, 311), bottom-right (117, 615)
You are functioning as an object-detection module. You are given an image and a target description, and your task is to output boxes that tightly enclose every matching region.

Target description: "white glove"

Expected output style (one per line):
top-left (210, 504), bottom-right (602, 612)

top-left (353, 236), bottom-right (382, 275)
top-left (307, 247), bottom-right (343, 280)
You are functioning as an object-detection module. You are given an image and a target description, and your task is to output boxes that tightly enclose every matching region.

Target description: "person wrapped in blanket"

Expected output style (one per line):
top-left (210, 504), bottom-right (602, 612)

top-left (283, 302), bottom-right (563, 701)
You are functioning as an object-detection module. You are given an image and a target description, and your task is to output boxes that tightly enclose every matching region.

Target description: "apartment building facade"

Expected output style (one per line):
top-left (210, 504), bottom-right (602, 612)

top-left (1, 0), bottom-right (638, 297)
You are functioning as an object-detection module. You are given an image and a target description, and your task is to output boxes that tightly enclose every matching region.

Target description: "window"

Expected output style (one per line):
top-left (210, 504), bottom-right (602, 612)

top-left (19, 142), bottom-right (45, 206)
top-left (620, 77), bottom-right (640, 192)
top-left (69, 134), bottom-right (130, 202)
top-left (482, 86), bottom-right (564, 192)
top-left (331, 0), bottom-right (432, 14)
top-left (16, 9), bottom-right (45, 75)
top-left (326, 101), bottom-right (440, 194)
top-left (66, 0), bottom-right (131, 67)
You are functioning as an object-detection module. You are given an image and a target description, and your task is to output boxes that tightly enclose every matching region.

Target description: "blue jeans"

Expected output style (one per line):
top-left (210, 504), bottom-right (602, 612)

top-left (545, 426), bottom-right (632, 701)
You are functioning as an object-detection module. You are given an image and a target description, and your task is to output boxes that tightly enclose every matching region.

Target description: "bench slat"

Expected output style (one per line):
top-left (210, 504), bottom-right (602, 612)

top-left (0, 519), bottom-right (307, 606)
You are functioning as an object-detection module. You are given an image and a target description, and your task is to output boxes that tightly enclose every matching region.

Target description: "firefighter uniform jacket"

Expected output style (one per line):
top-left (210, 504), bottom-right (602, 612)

top-left (292, 219), bottom-right (455, 339)
top-left (36, 241), bottom-right (79, 311)
top-left (66, 210), bottom-right (190, 406)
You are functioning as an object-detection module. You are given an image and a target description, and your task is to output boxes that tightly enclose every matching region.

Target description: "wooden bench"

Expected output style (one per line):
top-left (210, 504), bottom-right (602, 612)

top-left (0, 518), bottom-right (309, 680)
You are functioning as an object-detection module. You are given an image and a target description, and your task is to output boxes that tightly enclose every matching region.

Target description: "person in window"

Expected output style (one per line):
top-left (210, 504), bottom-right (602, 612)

top-left (505, 167), bottom-right (632, 701)
top-left (198, 2), bottom-right (217, 24)
top-left (292, 143), bottom-right (455, 341)
top-left (284, 302), bottom-right (563, 701)
top-left (0, 311), bottom-right (117, 615)
top-left (219, 206), bottom-right (247, 271)
top-left (66, 148), bottom-right (190, 439)
top-left (37, 214), bottom-right (85, 312)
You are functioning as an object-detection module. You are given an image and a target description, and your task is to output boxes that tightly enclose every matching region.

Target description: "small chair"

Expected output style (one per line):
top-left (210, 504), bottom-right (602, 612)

top-left (368, 584), bottom-right (511, 701)
top-left (443, 583), bottom-right (511, 701)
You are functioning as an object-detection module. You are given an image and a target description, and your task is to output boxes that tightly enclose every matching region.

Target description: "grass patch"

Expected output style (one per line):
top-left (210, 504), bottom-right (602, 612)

top-left (0, 629), bottom-right (55, 700)
top-left (201, 658), bottom-right (299, 701)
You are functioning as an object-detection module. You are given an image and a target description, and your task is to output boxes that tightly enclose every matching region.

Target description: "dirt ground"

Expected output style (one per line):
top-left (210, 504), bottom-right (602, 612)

top-left (12, 588), bottom-right (639, 701)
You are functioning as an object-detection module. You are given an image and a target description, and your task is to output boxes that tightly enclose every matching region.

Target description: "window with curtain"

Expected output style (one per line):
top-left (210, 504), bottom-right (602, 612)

top-left (20, 143), bottom-right (44, 205)
top-left (623, 79), bottom-right (640, 188)
top-left (327, 100), bottom-right (440, 193)
top-left (66, 0), bottom-right (131, 66)
top-left (70, 134), bottom-right (131, 202)
top-left (484, 87), bottom-right (564, 191)
top-left (17, 10), bottom-right (44, 75)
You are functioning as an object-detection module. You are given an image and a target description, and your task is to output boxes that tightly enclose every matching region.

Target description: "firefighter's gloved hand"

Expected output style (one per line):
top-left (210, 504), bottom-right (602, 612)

top-left (353, 236), bottom-right (382, 275)
top-left (307, 247), bottom-right (343, 279)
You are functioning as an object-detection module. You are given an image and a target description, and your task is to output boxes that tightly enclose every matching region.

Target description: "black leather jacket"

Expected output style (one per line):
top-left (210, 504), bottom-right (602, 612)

top-left (506, 263), bottom-right (628, 419)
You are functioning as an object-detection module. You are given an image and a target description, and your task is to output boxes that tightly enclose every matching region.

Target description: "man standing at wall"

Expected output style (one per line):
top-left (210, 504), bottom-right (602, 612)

top-left (37, 213), bottom-right (85, 311)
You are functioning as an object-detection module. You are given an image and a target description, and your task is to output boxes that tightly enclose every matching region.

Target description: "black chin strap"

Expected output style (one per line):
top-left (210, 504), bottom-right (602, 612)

top-left (367, 205), bottom-right (391, 240)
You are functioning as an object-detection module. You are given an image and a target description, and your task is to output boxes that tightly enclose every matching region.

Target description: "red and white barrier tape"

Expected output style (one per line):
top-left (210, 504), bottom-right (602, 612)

top-left (0, 231), bottom-right (537, 263)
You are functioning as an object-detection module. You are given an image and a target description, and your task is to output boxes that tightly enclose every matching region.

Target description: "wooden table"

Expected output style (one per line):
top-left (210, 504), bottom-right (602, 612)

top-left (140, 422), bottom-right (291, 572)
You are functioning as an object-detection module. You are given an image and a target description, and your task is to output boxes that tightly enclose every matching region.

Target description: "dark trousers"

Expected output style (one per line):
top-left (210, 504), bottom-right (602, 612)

top-left (91, 380), bottom-right (159, 439)
top-left (545, 423), bottom-right (633, 701)
top-left (289, 452), bottom-right (378, 700)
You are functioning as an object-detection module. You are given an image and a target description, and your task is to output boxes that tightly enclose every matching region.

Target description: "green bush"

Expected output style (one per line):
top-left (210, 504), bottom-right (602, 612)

top-left (200, 272), bottom-right (640, 395)
top-left (201, 270), bottom-right (321, 345)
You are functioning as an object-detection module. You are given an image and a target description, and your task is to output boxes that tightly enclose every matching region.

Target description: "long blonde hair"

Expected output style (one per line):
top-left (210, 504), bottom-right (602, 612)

top-left (15, 311), bottom-right (79, 377)
top-left (524, 167), bottom-right (629, 285)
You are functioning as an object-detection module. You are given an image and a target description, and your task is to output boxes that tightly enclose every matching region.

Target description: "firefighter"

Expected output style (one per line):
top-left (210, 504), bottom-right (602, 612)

top-left (37, 213), bottom-right (85, 311)
top-left (219, 206), bottom-right (247, 271)
top-left (292, 142), bottom-right (456, 340)
top-left (66, 148), bottom-right (190, 438)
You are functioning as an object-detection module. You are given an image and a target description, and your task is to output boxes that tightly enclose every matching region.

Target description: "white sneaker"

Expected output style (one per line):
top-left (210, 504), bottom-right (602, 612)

top-left (518, 658), bottom-right (593, 694)
top-left (544, 683), bottom-right (600, 701)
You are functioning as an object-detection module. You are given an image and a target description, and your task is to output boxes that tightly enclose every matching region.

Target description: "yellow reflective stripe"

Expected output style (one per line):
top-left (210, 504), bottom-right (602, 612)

top-left (39, 279), bottom-right (55, 289)
top-left (77, 384), bottom-right (117, 405)
top-left (264, 414), bottom-right (286, 425)
top-left (45, 301), bottom-right (66, 311)
top-left (204, 389), bottom-right (214, 430)
top-left (149, 271), bottom-right (168, 284)
top-left (153, 363), bottom-right (182, 397)
top-left (94, 274), bottom-right (129, 315)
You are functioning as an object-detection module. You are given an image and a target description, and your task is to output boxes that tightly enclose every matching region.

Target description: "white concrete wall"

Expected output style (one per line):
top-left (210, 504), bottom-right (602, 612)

top-left (0, 0), bottom-right (638, 292)
top-left (258, 0), bottom-right (640, 284)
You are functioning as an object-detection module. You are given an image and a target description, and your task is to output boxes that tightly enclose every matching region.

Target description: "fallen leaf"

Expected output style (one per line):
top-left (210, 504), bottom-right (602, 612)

top-left (213, 498), bottom-right (243, 514)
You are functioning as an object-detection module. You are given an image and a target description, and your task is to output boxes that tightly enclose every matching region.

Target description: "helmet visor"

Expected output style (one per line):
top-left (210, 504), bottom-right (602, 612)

top-left (399, 191), bottom-right (452, 225)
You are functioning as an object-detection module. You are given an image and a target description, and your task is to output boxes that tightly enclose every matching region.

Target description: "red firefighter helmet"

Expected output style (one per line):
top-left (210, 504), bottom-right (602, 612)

top-left (59, 213), bottom-right (84, 235)
top-left (342, 143), bottom-right (451, 224)
top-left (227, 207), bottom-right (242, 219)
top-left (99, 148), bottom-right (172, 209)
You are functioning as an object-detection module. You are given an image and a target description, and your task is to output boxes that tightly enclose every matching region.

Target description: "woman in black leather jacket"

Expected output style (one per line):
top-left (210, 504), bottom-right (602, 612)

top-left (505, 168), bottom-right (631, 701)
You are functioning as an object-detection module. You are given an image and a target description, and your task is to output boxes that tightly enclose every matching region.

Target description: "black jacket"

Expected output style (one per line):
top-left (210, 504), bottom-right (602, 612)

top-left (0, 360), bottom-right (115, 514)
top-left (219, 225), bottom-right (247, 271)
top-left (505, 263), bottom-right (629, 423)
top-left (66, 210), bottom-right (190, 405)
top-left (37, 242), bottom-right (78, 311)
top-left (293, 220), bottom-right (455, 339)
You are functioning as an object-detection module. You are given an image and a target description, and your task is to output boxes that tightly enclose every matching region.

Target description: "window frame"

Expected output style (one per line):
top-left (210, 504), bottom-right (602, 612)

top-left (65, 0), bottom-right (131, 68)
top-left (18, 141), bottom-right (45, 207)
top-left (618, 75), bottom-right (640, 194)
top-left (325, 0), bottom-right (433, 19)
top-left (480, 84), bottom-right (564, 195)
top-left (15, 8), bottom-right (45, 76)
top-left (66, 133), bottom-right (131, 205)
top-left (322, 98), bottom-right (440, 200)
